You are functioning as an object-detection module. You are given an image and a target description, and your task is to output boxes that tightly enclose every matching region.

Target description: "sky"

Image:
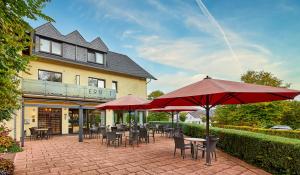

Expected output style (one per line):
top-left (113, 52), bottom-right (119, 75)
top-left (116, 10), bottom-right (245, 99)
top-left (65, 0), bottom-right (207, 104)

top-left (28, 0), bottom-right (300, 98)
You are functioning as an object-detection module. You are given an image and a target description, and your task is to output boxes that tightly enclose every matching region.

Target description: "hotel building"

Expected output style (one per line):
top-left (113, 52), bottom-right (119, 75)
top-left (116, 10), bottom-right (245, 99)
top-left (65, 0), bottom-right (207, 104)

top-left (5, 23), bottom-right (155, 143)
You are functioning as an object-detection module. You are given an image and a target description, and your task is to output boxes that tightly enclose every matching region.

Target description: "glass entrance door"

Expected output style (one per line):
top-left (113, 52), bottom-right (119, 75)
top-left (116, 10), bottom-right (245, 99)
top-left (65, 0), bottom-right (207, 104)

top-left (68, 109), bottom-right (79, 134)
top-left (38, 108), bottom-right (62, 134)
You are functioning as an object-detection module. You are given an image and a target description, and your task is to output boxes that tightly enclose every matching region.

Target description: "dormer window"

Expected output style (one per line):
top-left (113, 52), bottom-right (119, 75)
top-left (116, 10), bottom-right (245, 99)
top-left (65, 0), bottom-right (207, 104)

top-left (40, 38), bottom-right (50, 52)
top-left (52, 41), bottom-right (62, 55)
top-left (88, 50), bottom-right (104, 64)
top-left (96, 52), bottom-right (104, 64)
top-left (39, 38), bottom-right (62, 55)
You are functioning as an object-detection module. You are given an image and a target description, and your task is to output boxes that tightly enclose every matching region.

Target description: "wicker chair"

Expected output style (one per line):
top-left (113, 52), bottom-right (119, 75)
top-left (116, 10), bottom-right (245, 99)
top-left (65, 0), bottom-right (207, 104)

top-left (106, 132), bottom-right (119, 147)
top-left (29, 127), bottom-right (38, 140)
top-left (173, 136), bottom-right (192, 159)
top-left (196, 137), bottom-right (219, 161)
top-left (101, 128), bottom-right (107, 144)
top-left (139, 128), bottom-right (149, 143)
top-left (125, 131), bottom-right (139, 148)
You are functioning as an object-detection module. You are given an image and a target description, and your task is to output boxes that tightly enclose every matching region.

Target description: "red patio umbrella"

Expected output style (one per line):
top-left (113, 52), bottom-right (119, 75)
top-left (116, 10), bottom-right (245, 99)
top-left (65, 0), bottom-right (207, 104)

top-left (149, 76), bottom-right (300, 165)
top-left (96, 95), bottom-right (150, 128)
top-left (150, 106), bottom-right (198, 128)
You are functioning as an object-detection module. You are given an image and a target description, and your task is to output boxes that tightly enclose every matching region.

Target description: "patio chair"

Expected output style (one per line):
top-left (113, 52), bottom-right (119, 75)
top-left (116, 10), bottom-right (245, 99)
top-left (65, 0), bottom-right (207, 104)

top-left (139, 127), bottom-right (149, 143)
top-left (46, 127), bottom-right (52, 139)
top-left (29, 127), bottom-right (38, 140)
top-left (173, 136), bottom-right (192, 159)
top-left (111, 126), bottom-right (117, 132)
top-left (196, 137), bottom-right (219, 161)
top-left (173, 127), bottom-right (183, 138)
top-left (101, 128), bottom-right (107, 144)
top-left (106, 131), bottom-right (119, 147)
top-left (125, 131), bottom-right (139, 148)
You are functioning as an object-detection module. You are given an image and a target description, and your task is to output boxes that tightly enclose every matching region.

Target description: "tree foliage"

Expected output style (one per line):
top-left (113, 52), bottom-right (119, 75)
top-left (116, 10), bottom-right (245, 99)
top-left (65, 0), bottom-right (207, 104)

top-left (241, 70), bottom-right (290, 88)
top-left (147, 90), bottom-right (169, 121)
top-left (215, 70), bottom-right (300, 129)
top-left (179, 112), bottom-right (187, 122)
top-left (0, 0), bottom-right (53, 121)
top-left (148, 90), bottom-right (164, 100)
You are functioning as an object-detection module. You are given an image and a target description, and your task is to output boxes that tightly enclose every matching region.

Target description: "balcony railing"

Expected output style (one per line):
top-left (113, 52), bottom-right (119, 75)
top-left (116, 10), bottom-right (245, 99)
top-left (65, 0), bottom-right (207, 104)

top-left (22, 79), bottom-right (116, 100)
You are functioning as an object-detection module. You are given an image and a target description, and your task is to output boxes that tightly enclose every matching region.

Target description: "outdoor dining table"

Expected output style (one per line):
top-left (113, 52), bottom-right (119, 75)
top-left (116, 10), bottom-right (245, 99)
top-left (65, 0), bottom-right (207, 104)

top-left (35, 128), bottom-right (49, 139)
top-left (184, 138), bottom-right (206, 159)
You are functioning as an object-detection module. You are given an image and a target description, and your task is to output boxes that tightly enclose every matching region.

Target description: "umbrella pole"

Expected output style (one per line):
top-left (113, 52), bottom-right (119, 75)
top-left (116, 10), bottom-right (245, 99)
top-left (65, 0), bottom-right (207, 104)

top-left (205, 96), bottom-right (211, 165)
top-left (171, 111), bottom-right (174, 128)
top-left (129, 110), bottom-right (131, 130)
top-left (176, 112), bottom-right (179, 127)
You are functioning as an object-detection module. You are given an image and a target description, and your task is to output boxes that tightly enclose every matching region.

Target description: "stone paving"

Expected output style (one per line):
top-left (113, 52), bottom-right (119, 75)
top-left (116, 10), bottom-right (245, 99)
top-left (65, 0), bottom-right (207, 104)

top-left (14, 135), bottom-right (270, 175)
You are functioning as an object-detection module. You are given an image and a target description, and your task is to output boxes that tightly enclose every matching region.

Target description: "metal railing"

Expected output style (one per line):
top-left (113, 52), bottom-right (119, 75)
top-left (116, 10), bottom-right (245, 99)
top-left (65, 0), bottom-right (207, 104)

top-left (22, 79), bottom-right (116, 100)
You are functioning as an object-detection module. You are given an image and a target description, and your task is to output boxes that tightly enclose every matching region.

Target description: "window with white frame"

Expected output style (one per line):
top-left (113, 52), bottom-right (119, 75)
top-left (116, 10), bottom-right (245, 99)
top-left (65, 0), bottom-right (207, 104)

top-left (95, 52), bottom-right (104, 64)
top-left (51, 41), bottom-right (62, 55)
top-left (40, 38), bottom-right (50, 52)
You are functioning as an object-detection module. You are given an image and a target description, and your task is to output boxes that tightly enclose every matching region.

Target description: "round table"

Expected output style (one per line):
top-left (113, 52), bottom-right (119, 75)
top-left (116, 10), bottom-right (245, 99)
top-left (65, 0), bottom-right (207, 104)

top-left (184, 138), bottom-right (206, 159)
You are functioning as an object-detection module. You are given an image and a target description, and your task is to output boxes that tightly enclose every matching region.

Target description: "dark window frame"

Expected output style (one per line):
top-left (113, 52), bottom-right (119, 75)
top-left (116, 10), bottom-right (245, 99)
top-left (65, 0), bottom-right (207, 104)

top-left (87, 49), bottom-right (105, 65)
top-left (88, 77), bottom-right (106, 88)
top-left (38, 69), bottom-right (63, 83)
top-left (112, 81), bottom-right (118, 92)
top-left (39, 37), bottom-right (63, 56)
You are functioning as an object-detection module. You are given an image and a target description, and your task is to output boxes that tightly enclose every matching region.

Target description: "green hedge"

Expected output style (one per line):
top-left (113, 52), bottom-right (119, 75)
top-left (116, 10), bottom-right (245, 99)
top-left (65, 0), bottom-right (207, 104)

top-left (150, 121), bottom-right (300, 175)
top-left (216, 125), bottom-right (300, 139)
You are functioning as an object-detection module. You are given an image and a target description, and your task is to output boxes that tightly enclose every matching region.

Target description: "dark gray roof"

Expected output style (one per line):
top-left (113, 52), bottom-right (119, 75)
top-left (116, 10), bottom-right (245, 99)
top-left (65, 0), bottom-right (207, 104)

top-left (32, 51), bottom-right (156, 80)
top-left (33, 23), bottom-right (156, 80)
top-left (35, 23), bottom-right (108, 53)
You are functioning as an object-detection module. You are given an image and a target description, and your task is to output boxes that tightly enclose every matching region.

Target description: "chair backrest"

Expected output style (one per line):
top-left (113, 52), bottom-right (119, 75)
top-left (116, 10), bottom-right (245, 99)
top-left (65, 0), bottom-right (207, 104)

top-left (111, 126), bottom-right (117, 132)
top-left (173, 136), bottom-right (185, 149)
top-left (129, 131), bottom-right (139, 140)
top-left (208, 138), bottom-right (219, 152)
top-left (173, 128), bottom-right (183, 138)
top-left (29, 127), bottom-right (37, 135)
top-left (107, 131), bottom-right (116, 140)
top-left (139, 128), bottom-right (147, 138)
top-left (101, 128), bottom-right (107, 137)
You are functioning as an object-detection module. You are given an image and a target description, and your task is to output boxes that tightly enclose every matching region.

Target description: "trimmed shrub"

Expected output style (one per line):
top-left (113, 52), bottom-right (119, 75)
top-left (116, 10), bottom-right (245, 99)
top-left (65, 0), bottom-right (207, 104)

top-left (217, 125), bottom-right (300, 139)
top-left (150, 121), bottom-right (300, 174)
top-left (0, 158), bottom-right (14, 175)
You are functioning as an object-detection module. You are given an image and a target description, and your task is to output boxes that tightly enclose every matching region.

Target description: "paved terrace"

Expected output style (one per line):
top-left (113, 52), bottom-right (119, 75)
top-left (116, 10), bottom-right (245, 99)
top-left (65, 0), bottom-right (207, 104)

top-left (14, 135), bottom-right (270, 175)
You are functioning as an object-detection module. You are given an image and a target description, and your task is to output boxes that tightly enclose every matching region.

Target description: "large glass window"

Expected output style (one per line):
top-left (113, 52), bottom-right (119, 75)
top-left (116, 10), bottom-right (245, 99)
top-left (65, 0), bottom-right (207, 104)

top-left (51, 41), bottom-right (62, 55)
top-left (88, 77), bottom-right (105, 88)
top-left (38, 70), bottom-right (62, 82)
top-left (95, 53), bottom-right (104, 64)
top-left (40, 38), bottom-right (50, 52)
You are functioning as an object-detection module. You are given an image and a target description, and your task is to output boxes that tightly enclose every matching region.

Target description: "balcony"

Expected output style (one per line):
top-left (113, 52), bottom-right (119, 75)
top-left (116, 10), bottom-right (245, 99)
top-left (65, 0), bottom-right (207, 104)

top-left (22, 79), bottom-right (116, 101)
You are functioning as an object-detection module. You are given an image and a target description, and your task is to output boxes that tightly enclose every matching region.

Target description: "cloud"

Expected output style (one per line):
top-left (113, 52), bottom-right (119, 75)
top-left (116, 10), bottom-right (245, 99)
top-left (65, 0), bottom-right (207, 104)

top-left (148, 72), bottom-right (207, 93)
top-left (86, 0), bottom-right (164, 32)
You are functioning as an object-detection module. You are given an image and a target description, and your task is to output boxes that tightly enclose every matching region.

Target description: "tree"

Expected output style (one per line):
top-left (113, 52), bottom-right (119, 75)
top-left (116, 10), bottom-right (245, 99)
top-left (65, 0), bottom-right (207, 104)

top-left (179, 112), bottom-right (187, 122)
top-left (241, 70), bottom-right (290, 88)
top-left (148, 90), bottom-right (164, 100)
top-left (0, 0), bottom-right (53, 121)
top-left (147, 112), bottom-right (169, 122)
top-left (147, 90), bottom-right (169, 121)
top-left (215, 70), bottom-right (298, 128)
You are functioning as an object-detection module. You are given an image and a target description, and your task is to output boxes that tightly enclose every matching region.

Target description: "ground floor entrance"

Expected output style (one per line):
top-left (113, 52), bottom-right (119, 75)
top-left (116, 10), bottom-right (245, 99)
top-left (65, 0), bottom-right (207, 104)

top-left (38, 108), bottom-right (62, 134)
top-left (69, 109), bottom-right (106, 134)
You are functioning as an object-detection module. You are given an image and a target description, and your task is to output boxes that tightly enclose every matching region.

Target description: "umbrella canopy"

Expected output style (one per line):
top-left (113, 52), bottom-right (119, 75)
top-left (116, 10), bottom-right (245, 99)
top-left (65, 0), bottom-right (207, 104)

top-left (149, 106), bottom-right (198, 112)
top-left (95, 95), bottom-right (150, 111)
top-left (149, 76), bottom-right (300, 165)
top-left (149, 76), bottom-right (300, 108)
